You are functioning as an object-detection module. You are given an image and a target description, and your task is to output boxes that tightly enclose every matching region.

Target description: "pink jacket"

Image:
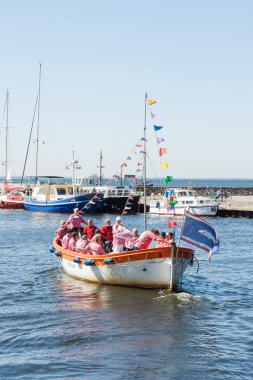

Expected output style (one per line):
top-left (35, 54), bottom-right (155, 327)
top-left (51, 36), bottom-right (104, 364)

top-left (62, 234), bottom-right (71, 249)
top-left (68, 237), bottom-right (77, 251)
top-left (56, 226), bottom-right (68, 241)
top-left (125, 235), bottom-right (139, 249)
top-left (112, 225), bottom-right (130, 245)
top-left (67, 214), bottom-right (87, 229)
top-left (76, 239), bottom-right (89, 253)
top-left (85, 242), bottom-right (105, 255)
top-left (134, 231), bottom-right (158, 249)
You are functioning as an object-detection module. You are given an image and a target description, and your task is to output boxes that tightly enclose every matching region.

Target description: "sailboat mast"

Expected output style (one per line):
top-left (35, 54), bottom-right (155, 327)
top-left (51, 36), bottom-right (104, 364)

top-left (5, 90), bottom-right (9, 180)
top-left (35, 62), bottom-right (42, 181)
top-left (72, 150), bottom-right (75, 196)
top-left (97, 150), bottom-right (104, 186)
top-left (144, 93), bottom-right (147, 230)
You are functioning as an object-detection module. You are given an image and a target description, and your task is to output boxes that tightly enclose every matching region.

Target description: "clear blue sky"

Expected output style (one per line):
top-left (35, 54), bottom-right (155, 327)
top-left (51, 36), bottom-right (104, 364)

top-left (0, 0), bottom-right (252, 179)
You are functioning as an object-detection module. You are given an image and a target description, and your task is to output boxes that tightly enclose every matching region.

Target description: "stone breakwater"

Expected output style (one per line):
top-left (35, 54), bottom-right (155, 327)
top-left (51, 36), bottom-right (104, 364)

top-left (136, 186), bottom-right (253, 197)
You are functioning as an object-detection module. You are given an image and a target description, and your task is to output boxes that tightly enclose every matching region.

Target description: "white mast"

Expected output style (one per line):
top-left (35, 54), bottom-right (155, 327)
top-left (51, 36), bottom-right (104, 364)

top-left (144, 93), bottom-right (147, 230)
top-left (72, 150), bottom-right (76, 196)
top-left (97, 150), bottom-right (105, 186)
top-left (35, 62), bottom-right (42, 182)
top-left (2, 90), bottom-right (11, 181)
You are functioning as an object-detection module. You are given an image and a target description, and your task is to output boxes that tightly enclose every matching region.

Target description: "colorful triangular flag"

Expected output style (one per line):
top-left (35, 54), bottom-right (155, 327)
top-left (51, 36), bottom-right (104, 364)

top-left (161, 162), bottom-right (169, 169)
top-left (154, 125), bottom-right (163, 132)
top-left (156, 137), bottom-right (165, 144)
top-left (159, 147), bottom-right (167, 157)
top-left (148, 99), bottom-right (156, 105)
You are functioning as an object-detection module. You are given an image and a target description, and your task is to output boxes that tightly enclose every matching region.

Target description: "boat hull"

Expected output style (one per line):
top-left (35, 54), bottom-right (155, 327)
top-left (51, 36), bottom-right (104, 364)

top-left (0, 199), bottom-right (24, 209)
top-left (53, 240), bottom-right (194, 290)
top-left (23, 194), bottom-right (99, 213)
top-left (149, 205), bottom-right (219, 216)
top-left (0, 193), bottom-right (24, 209)
top-left (102, 195), bottom-right (140, 214)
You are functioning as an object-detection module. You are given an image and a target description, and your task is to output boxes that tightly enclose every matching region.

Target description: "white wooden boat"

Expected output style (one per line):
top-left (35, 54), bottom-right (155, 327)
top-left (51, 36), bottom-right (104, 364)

top-left (149, 188), bottom-right (220, 216)
top-left (51, 95), bottom-right (195, 291)
top-left (52, 239), bottom-right (194, 290)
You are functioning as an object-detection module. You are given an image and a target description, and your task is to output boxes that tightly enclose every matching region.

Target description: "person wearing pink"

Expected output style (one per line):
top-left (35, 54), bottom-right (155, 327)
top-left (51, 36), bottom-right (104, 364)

top-left (56, 220), bottom-right (68, 243)
top-left (124, 229), bottom-right (139, 251)
top-left (85, 234), bottom-right (105, 255)
top-left (62, 230), bottom-right (73, 249)
top-left (76, 234), bottom-right (89, 253)
top-left (133, 229), bottom-right (160, 250)
top-left (68, 232), bottom-right (79, 251)
top-left (112, 216), bottom-right (128, 252)
top-left (67, 208), bottom-right (87, 232)
top-left (156, 232), bottom-right (167, 248)
top-left (165, 232), bottom-right (174, 247)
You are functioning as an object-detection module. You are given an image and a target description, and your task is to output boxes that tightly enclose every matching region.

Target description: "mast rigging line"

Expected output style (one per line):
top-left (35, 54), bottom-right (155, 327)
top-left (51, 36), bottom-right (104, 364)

top-left (20, 95), bottom-right (39, 186)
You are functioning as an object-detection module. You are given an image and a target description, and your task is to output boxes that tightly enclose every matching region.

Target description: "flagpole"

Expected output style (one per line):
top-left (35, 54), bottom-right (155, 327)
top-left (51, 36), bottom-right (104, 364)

top-left (176, 209), bottom-right (186, 259)
top-left (144, 93), bottom-right (147, 230)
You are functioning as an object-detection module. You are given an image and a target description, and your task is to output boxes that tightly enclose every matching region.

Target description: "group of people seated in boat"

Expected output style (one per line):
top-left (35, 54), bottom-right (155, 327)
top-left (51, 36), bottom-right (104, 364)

top-left (55, 207), bottom-right (174, 256)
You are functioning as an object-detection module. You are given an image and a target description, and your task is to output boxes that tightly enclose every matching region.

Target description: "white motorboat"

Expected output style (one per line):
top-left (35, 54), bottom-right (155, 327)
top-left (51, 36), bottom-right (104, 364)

top-left (149, 188), bottom-right (220, 216)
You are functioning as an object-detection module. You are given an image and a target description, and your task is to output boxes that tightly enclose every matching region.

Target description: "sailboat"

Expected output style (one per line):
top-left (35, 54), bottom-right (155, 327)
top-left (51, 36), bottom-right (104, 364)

top-left (76, 151), bottom-right (141, 214)
top-left (51, 94), bottom-right (194, 290)
top-left (22, 64), bottom-right (99, 213)
top-left (0, 91), bottom-right (24, 209)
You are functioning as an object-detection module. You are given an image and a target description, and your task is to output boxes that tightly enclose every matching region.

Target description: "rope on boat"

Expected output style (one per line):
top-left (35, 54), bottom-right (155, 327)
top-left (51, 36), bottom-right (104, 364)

top-left (193, 256), bottom-right (199, 274)
top-left (113, 255), bottom-right (131, 267)
top-left (128, 253), bottom-right (149, 267)
top-left (148, 254), bottom-right (167, 264)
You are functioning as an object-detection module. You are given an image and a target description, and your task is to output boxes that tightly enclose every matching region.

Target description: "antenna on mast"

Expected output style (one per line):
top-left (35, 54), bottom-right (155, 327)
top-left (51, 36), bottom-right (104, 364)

top-left (97, 150), bottom-right (105, 186)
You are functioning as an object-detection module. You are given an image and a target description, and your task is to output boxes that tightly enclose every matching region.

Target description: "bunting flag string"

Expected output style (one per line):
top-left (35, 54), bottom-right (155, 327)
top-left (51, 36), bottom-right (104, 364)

top-left (154, 125), bottom-right (163, 132)
top-left (147, 97), bottom-right (174, 185)
top-left (115, 136), bottom-right (147, 186)
top-left (156, 137), bottom-right (165, 144)
top-left (159, 147), bottom-right (167, 157)
top-left (161, 161), bottom-right (169, 169)
top-left (122, 196), bottom-right (136, 215)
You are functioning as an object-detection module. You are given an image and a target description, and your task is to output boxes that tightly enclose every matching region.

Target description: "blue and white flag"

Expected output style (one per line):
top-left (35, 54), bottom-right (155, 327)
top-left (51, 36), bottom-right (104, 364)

top-left (181, 211), bottom-right (220, 260)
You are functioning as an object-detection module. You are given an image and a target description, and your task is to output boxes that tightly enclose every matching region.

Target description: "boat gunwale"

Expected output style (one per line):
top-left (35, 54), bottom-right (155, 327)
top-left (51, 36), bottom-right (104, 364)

top-left (53, 238), bottom-right (194, 266)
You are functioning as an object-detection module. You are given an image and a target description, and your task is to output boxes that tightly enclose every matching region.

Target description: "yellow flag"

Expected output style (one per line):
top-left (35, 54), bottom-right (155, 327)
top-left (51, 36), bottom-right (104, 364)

top-left (161, 162), bottom-right (169, 169)
top-left (148, 99), bottom-right (156, 105)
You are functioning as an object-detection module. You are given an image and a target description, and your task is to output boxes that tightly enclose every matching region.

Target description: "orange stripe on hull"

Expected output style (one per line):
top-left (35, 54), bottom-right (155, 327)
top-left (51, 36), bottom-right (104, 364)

top-left (53, 239), bottom-right (194, 266)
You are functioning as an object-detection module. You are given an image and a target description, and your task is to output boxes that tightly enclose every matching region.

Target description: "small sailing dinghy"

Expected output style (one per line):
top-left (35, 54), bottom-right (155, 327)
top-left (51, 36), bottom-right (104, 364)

top-left (51, 95), bottom-right (197, 290)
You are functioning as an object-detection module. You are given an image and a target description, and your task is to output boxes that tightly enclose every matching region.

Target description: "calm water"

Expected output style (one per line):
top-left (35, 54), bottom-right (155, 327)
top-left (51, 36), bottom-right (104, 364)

top-left (0, 210), bottom-right (253, 379)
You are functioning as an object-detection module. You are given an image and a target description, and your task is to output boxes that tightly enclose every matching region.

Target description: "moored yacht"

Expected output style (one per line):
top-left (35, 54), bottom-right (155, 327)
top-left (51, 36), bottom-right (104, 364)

top-left (75, 177), bottom-right (141, 214)
top-left (149, 188), bottom-right (220, 216)
top-left (23, 176), bottom-right (103, 213)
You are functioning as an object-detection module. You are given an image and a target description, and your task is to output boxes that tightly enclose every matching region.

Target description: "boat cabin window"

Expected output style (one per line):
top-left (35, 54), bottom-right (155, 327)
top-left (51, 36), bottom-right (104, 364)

top-left (68, 187), bottom-right (73, 195)
top-left (37, 188), bottom-right (46, 195)
top-left (108, 190), bottom-right (116, 195)
top-left (188, 191), bottom-right (197, 197)
top-left (178, 192), bottom-right (187, 197)
top-left (57, 188), bottom-right (67, 195)
top-left (50, 187), bottom-right (56, 195)
top-left (117, 190), bottom-right (123, 196)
